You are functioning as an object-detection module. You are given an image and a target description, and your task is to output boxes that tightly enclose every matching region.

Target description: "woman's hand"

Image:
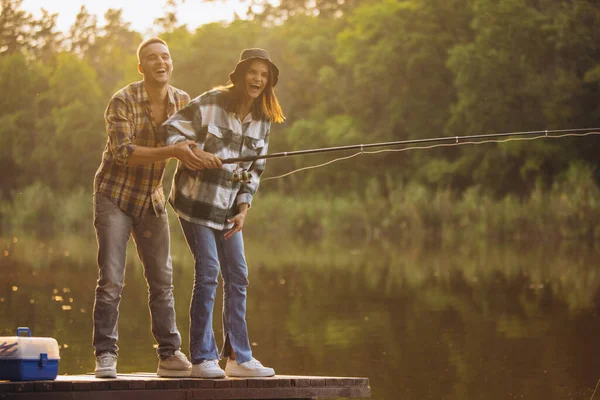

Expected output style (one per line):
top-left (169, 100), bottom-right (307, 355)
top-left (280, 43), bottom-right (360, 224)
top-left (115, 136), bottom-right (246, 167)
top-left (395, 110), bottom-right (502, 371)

top-left (191, 147), bottom-right (222, 169)
top-left (224, 205), bottom-right (248, 240)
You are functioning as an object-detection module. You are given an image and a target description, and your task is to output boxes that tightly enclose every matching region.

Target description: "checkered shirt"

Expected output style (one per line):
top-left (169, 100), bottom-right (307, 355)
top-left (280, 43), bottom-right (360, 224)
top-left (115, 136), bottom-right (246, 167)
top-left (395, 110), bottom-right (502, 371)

top-left (164, 89), bottom-right (271, 230)
top-left (94, 81), bottom-right (190, 217)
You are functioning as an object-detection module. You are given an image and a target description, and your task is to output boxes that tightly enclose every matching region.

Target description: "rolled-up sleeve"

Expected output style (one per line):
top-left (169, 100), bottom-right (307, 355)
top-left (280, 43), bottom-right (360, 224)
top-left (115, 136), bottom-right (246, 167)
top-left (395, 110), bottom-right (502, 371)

top-left (164, 99), bottom-right (204, 147)
top-left (236, 130), bottom-right (270, 208)
top-left (105, 97), bottom-right (136, 166)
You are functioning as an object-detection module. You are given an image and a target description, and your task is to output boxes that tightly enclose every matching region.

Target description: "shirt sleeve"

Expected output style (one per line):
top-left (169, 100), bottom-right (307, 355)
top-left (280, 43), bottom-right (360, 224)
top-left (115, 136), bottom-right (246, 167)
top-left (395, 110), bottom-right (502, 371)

top-left (163, 98), bottom-right (204, 147)
top-left (236, 129), bottom-right (270, 208)
top-left (104, 96), bottom-right (137, 166)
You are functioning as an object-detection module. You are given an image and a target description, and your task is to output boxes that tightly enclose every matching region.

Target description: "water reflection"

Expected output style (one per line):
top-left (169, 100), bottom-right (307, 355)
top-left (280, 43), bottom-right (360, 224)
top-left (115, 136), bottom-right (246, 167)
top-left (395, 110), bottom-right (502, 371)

top-left (1, 234), bottom-right (599, 400)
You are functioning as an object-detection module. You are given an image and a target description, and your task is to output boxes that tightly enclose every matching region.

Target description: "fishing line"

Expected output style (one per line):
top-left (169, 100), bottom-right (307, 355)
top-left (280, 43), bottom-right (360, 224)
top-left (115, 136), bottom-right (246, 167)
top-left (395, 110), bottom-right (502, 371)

top-left (261, 131), bottom-right (600, 182)
top-left (262, 153), bottom-right (363, 181)
top-left (590, 376), bottom-right (600, 400)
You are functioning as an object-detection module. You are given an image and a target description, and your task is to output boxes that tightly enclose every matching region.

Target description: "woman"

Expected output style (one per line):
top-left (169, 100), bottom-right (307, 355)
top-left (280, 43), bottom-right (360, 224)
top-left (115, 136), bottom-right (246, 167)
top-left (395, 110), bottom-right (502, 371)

top-left (163, 48), bottom-right (284, 378)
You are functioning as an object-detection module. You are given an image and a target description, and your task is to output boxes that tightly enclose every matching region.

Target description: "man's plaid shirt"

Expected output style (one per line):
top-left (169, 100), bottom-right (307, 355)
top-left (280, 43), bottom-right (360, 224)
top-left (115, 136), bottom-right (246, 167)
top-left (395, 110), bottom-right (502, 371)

top-left (94, 81), bottom-right (190, 218)
top-left (164, 89), bottom-right (270, 231)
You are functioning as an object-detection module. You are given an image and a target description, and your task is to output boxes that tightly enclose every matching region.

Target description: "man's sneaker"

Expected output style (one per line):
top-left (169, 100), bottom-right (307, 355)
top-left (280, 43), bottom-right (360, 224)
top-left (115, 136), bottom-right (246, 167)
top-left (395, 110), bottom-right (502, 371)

top-left (225, 358), bottom-right (275, 377)
top-left (191, 360), bottom-right (226, 378)
top-left (95, 352), bottom-right (117, 378)
top-left (157, 350), bottom-right (192, 377)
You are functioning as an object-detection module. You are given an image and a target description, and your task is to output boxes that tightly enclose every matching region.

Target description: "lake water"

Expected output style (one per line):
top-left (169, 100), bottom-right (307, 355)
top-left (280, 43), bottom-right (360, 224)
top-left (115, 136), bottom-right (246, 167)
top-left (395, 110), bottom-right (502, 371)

top-left (1, 233), bottom-right (599, 400)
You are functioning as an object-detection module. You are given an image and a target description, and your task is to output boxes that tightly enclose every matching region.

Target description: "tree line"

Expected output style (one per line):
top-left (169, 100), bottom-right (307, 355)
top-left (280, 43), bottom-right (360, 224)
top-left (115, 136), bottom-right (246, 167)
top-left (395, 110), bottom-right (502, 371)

top-left (1, 0), bottom-right (599, 239)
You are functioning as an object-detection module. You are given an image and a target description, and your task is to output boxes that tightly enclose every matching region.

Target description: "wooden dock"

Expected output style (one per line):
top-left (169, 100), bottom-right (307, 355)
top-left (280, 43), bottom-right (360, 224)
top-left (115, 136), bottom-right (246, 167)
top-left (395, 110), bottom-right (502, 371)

top-left (0, 373), bottom-right (371, 399)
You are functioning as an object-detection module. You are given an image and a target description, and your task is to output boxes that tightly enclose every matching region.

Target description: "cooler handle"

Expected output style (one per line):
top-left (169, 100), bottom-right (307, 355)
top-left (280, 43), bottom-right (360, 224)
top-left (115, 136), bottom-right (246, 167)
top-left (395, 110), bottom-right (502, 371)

top-left (17, 327), bottom-right (31, 337)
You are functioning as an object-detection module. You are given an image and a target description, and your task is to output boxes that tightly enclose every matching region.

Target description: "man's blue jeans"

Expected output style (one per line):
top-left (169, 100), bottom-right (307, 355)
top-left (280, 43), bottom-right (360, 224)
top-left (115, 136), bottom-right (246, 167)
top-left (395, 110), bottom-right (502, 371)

top-left (179, 218), bottom-right (253, 364)
top-left (92, 194), bottom-right (181, 357)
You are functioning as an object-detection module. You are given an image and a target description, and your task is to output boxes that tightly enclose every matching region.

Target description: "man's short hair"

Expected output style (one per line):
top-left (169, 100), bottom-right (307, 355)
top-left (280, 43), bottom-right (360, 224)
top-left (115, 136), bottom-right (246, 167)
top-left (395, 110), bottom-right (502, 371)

top-left (137, 37), bottom-right (168, 63)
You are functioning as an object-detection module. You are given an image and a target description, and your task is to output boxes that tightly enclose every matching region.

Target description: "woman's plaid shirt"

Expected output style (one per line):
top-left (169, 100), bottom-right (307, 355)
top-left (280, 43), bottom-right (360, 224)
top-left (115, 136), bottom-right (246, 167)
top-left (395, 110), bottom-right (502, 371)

top-left (164, 89), bottom-right (270, 231)
top-left (94, 81), bottom-right (190, 218)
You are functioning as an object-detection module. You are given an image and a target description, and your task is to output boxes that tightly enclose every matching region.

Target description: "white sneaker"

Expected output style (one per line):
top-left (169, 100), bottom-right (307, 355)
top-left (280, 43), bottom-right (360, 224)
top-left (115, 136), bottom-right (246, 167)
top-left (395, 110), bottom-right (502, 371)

top-left (157, 350), bottom-right (192, 377)
top-left (95, 353), bottom-right (117, 378)
top-left (191, 360), bottom-right (226, 378)
top-left (225, 358), bottom-right (275, 377)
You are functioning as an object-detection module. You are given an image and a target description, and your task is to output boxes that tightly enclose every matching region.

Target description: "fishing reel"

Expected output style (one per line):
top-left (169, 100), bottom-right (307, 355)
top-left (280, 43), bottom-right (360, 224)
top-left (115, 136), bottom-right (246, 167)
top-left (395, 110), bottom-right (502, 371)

top-left (232, 167), bottom-right (251, 183)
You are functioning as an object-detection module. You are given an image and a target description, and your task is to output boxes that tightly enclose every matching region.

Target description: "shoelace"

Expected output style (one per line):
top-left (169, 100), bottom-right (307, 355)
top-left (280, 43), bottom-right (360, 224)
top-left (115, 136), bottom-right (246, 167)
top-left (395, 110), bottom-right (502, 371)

top-left (98, 355), bottom-right (116, 366)
top-left (204, 360), bottom-right (219, 367)
top-left (245, 358), bottom-right (262, 367)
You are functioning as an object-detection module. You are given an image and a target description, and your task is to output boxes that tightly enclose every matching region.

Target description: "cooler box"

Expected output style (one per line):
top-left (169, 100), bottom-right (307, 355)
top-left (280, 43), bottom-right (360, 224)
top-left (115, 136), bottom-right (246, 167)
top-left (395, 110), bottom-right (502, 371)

top-left (0, 327), bottom-right (60, 381)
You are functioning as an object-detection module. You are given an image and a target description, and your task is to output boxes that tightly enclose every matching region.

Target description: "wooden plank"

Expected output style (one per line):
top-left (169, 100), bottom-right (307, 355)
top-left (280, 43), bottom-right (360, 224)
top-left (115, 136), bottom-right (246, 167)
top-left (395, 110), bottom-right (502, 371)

top-left (310, 378), bottom-right (327, 387)
top-left (278, 378), bottom-right (292, 387)
top-left (247, 379), bottom-right (263, 389)
top-left (0, 374), bottom-right (371, 399)
top-left (0, 387), bottom-right (370, 400)
top-left (89, 381), bottom-right (111, 391)
top-left (263, 379), bottom-right (278, 389)
top-left (32, 382), bottom-right (52, 392)
top-left (230, 379), bottom-right (247, 388)
top-left (72, 381), bottom-right (92, 391)
top-left (181, 380), bottom-right (199, 389)
top-left (0, 393), bottom-right (76, 400)
top-left (188, 387), bottom-right (371, 399)
top-left (145, 380), bottom-right (164, 390)
top-left (12, 383), bottom-right (34, 393)
top-left (129, 380), bottom-right (147, 390)
top-left (0, 383), bottom-right (14, 393)
top-left (108, 380), bottom-right (130, 390)
top-left (197, 380), bottom-right (215, 389)
top-left (291, 378), bottom-right (311, 387)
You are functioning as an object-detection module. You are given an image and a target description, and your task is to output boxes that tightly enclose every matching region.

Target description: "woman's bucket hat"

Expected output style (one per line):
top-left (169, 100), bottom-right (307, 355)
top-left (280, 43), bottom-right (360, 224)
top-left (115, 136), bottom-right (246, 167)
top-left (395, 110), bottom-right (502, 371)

top-left (229, 48), bottom-right (279, 87)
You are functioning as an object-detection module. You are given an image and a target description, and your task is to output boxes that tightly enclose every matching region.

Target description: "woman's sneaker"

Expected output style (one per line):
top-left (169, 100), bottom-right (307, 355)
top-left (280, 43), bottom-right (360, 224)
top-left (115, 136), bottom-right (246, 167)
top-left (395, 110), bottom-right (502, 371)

top-left (157, 350), bottom-right (192, 377)
top-left (95, 352), bottom-right (117, 378)
top-left (191, 360), bottom-right (226, 378)
top-left (225, 358), bottom-right (275, 377)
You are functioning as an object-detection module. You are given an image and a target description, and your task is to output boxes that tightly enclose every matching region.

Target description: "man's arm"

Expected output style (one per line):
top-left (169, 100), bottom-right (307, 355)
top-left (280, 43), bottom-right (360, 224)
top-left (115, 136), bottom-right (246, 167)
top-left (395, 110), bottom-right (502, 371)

top-left (105, 96), bottom-right (203, 169)
top-left (127, 141), bottom-right (203, 167)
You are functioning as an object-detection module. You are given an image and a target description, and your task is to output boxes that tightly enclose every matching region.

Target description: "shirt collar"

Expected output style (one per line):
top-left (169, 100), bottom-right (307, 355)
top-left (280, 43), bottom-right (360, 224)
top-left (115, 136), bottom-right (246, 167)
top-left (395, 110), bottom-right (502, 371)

top-left (136, 80), bottom-right (176, 111)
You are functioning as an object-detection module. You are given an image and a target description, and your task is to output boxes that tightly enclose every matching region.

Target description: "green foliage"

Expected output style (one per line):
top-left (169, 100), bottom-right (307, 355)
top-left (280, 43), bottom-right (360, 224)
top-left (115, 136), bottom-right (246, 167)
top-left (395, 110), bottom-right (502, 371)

top-left (0, 0), bottom-right (599, 238)
top-left (549, 163), bottom-right (600, 239)
top-left (48, 53), bottom-right (102, 106)
top-left (32, 53), bottom-right (105, 190)
top-left (446, 0), bottom-right (600, 195)
top-left (0, 52), bottom-right (47, 114)
top-left (0, 181), bottom-right (58, 235)
top-left (0, 0), bottom-right (32, 55)
top-left (84, 9), bottom-right (142, 97)
top-left (173, 20), bottom-right (265, 96)
top-left (0, 53), bottom-right (49, 199)
top-left (245, 163), bottom-right (600, 243)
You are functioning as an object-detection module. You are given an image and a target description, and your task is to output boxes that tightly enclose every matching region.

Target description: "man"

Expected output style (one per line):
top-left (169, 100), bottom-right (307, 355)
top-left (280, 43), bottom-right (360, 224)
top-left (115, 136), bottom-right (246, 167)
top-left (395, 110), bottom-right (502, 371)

top-left (92, 37), bottom-right (203, 378)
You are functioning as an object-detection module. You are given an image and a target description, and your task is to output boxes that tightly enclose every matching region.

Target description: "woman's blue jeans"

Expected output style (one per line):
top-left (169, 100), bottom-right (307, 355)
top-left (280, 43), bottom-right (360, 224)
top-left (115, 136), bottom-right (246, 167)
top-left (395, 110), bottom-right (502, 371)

top-left (179, 218), bottom-right (253, 364)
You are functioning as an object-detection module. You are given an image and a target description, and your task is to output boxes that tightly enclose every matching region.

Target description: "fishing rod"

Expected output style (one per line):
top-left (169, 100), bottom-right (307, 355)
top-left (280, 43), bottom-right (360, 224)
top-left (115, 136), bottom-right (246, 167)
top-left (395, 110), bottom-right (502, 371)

top-left (221, 128), bottom-right (600, 182)
top-left (221, 127), bottom-right (598, 164)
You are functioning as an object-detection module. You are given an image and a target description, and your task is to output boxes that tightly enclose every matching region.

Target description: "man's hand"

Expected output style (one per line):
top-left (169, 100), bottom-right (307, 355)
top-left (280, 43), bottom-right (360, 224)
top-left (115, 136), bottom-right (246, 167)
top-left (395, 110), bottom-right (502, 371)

top-left (224, 207), bottom-right (248, 240)
top-left (173, 140), bottom-right (204, 170)
top-left (191, 147), bottom-right (222, 169)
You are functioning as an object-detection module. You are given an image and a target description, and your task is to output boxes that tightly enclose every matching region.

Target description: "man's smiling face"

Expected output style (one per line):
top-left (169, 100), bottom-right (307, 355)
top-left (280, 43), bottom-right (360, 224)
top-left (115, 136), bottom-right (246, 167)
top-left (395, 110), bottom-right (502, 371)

top-left (139, 43), bottom-right (173, 86)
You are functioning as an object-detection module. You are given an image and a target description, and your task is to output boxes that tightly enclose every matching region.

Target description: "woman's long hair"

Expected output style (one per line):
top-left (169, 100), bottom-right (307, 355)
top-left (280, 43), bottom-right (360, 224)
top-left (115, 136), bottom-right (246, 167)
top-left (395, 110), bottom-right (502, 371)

top-left (216, 59), bottom-right (285, 123)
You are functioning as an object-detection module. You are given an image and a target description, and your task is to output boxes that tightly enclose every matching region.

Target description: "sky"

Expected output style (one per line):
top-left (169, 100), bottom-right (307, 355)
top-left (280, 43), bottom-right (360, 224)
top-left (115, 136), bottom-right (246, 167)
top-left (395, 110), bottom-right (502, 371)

top-left (21, 0), bottom-right (249, 36)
